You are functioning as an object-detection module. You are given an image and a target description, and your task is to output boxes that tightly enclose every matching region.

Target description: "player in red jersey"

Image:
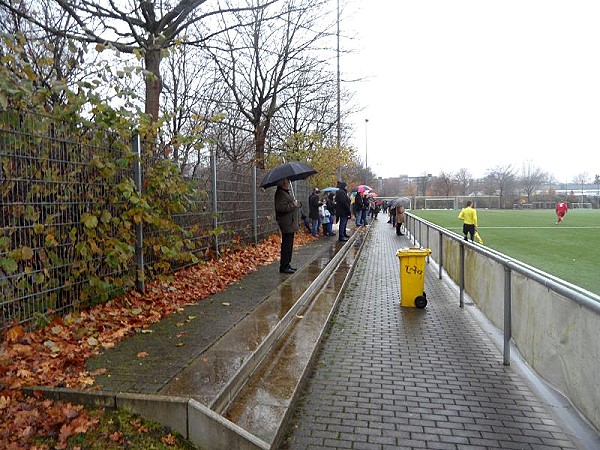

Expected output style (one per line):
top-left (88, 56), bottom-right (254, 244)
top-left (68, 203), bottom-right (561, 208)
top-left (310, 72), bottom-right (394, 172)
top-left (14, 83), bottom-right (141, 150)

top-left (555, 201), bottom-right (568, 224)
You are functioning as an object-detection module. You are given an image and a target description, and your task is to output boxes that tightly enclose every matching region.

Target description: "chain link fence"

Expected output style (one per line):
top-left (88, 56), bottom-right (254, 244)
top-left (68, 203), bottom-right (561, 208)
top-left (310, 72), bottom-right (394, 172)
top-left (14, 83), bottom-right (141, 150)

top-left (0, 109), bottom-right (308, 331)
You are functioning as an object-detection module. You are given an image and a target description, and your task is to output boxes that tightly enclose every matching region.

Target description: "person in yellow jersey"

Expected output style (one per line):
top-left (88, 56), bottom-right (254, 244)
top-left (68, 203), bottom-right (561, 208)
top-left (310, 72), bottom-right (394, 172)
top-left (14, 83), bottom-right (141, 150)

top-left (458, 200), bottom-right (478, 242)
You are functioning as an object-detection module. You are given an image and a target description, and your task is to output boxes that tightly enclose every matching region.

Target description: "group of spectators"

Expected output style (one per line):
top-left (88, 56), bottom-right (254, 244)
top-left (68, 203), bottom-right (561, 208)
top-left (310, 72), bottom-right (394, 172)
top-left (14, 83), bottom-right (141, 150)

top-left (273, 178), bottom-right (410, 274)
top-left (307, 182), bottom-right (385, 240)
top-left (305, 181), bottom-right (352, 242)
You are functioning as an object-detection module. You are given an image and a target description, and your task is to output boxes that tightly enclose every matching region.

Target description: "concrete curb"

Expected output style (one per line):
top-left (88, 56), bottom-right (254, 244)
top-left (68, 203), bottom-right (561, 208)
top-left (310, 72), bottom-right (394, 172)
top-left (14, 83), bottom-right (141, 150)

top-left (22, 386), bottom-right (269, 450)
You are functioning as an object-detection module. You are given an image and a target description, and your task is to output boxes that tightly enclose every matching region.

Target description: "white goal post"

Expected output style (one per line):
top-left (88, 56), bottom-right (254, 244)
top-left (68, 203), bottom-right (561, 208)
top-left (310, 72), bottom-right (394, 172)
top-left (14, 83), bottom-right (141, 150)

top-left (571, 202), bottom-right (592, 209)
top-left (424, 197), bottom-right (457, 209)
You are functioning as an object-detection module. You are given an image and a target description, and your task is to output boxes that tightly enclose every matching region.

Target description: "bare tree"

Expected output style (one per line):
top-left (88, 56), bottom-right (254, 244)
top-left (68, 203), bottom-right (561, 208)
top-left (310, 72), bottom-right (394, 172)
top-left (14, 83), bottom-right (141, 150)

top-left (204, 0), bottom-right (333, 168)
top-left (0, 0), bottom-right (275, 121)
top-left (431, 171), bottom-right (454, 196)
top-left (519, 161), bottom-right (548, 203)
top-left (454, 168), bottom-right (473, 196)
top-left (485, 164), bottom-right (517, 208)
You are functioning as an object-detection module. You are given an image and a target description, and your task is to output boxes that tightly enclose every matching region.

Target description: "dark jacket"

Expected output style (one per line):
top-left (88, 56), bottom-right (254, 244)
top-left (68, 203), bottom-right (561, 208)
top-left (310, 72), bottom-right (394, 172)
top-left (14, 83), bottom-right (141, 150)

top-left (308, 192), bottom-right (320, 219)
top-left (326, 195), bottom-right (336, 216)
top-left (275, 186), bottom-right (300, 233)
top-left (354, 192), bottom-right (363, 213)
top-left (335, 186), bottom-right (351, 218)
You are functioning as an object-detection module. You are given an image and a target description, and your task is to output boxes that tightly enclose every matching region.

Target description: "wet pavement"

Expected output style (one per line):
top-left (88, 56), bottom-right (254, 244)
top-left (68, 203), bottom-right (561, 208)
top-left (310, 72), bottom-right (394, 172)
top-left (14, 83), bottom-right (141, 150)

top-left (279, 219), bottom-right (593, 450)
top-left (87, 217), bottom-right (598, 450)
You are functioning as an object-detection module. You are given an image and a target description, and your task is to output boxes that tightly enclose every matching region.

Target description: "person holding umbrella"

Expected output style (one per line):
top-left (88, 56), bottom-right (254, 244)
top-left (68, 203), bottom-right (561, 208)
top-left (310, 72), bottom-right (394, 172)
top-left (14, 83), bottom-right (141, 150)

top-left (260, 161), bottom-right (317, 273)
top-left (274, 178), bottom-right (301, 273)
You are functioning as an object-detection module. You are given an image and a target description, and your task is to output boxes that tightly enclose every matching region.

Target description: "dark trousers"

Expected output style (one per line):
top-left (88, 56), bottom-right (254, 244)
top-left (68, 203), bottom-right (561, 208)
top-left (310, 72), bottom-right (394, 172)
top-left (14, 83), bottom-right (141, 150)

top-left (338, 215), bottom-right (348, 239)
top-left (280, 232), bottom-right (294, 269)
top-left (463, 223), bottom-right (475, 241)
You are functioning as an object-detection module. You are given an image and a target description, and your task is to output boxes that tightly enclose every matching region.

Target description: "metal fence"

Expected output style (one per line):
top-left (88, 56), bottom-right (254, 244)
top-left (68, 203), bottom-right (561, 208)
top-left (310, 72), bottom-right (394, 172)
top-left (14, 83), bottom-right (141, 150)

top-left (404, 212), bottom-right (600, 432)
top-left (0, 109), bottom-right (309, 331)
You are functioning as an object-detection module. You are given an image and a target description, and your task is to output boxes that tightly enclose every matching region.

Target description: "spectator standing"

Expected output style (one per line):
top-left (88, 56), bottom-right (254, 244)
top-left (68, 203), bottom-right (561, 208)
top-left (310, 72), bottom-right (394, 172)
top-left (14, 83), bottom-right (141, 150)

top-left (388, 204), bottom-right (396, 227)
top-left (274, 179), bottom-right (301, 274)
top-left (326, 192), bottom-right (336, 235)
top-left (319, 199), bottom-right (332, 236)
top-left (361, 192), bottom-right (370, 226)
top-left (354, 191), bottom-right (364, 226)
top-left (308, 187), bottom-right (321, 236)
top-left (335, 181), bottom-right (351, 241)
top-left (395, 205), bottom-right (405, 236)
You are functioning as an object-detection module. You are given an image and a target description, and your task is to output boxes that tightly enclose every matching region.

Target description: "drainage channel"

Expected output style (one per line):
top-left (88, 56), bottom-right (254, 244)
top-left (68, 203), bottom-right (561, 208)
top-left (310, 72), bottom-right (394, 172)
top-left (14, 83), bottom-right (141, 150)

top-left (221, 238), bottom-right (362, 446)
top-left (159, 234), bottom-right (360, 408)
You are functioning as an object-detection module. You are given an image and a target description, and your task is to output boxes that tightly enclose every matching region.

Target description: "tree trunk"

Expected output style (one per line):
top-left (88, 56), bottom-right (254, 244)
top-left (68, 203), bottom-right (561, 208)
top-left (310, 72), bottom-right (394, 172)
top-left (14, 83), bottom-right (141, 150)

top-left (145, 48), bottom-right (163, 122)
top-left (254, 126), bottom-right (265, 169)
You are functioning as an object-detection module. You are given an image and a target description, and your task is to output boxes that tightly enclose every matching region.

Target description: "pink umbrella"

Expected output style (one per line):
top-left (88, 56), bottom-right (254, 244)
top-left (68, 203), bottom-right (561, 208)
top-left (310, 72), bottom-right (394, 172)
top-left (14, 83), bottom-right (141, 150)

top-left (351, 184), bottom-right (373, 194)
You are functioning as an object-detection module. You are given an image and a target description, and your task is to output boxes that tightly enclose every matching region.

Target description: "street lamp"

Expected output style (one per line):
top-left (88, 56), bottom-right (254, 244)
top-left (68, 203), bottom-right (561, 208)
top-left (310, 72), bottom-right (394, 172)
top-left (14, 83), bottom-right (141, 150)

top-left (364, 118), bottom-right (369, 169)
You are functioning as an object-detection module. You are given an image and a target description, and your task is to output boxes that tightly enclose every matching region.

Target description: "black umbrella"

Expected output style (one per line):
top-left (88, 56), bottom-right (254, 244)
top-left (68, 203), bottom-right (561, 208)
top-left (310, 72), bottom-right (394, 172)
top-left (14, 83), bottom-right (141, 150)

top-left (260, 161), bottom-right (318, 188)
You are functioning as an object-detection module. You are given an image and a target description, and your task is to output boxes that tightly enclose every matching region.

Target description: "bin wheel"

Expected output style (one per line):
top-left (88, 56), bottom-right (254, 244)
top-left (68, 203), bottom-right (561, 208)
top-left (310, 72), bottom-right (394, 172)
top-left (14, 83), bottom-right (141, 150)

top-left (415, 295), bottom-right (427, 308)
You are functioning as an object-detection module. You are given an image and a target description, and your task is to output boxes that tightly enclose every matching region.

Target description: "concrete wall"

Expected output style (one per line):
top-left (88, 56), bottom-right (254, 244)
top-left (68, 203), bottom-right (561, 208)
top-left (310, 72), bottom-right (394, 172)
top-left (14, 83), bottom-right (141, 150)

top-left (416, 222), bottom-right (600, 433)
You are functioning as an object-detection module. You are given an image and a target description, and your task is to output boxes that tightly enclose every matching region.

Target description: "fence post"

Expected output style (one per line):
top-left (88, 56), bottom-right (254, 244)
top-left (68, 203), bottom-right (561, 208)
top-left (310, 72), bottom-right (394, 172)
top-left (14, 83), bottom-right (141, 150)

top-left (132, 132), bottom-right (144, 292)
top-left (438, 230), bottom-right (443, 280)
top-left (503, 264), bottom-right (512, 365)
top-left (253, 166), bottom-right (258, 244)
top-left (459, 243), bottom-right (465, 307)
top-left (210, 151), bottom-right (219, 256)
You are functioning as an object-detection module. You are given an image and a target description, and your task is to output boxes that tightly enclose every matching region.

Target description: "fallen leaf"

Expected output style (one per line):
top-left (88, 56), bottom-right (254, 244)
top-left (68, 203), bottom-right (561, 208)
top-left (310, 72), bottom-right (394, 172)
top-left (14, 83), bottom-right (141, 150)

top-left (136, 352), bottom-right (149, 358)
top-left (162, 433), bottom-right (176, 445)
top-left (0, 395), bottom-right (10, 409)
top-left (6, 325), bottom-right (24, 344)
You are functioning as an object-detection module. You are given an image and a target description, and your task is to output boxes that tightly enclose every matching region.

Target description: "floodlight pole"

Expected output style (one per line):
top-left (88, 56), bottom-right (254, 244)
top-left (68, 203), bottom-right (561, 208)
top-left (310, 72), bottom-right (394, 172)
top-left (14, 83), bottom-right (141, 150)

top-left (336, 0), bottom-right (342, 182)
top-left (365, 118), bottom-right (369, 170)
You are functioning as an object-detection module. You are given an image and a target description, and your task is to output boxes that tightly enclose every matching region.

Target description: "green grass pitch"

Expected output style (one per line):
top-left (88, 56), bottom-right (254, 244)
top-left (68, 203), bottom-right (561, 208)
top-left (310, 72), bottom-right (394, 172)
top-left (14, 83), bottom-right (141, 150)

top-left (409, 209), bottom-right (600, 297)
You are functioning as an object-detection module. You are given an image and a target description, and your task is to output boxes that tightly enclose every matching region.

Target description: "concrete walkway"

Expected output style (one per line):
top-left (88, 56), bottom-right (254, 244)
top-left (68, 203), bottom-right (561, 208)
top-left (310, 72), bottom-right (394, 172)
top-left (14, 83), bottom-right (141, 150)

top-left (280, 218), bottom-right (591, 450)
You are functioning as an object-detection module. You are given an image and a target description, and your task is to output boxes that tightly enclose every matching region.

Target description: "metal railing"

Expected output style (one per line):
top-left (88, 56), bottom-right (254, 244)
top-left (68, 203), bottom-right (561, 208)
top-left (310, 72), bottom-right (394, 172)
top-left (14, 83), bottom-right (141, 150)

top-left (404, 212), bottom-right (600, 432)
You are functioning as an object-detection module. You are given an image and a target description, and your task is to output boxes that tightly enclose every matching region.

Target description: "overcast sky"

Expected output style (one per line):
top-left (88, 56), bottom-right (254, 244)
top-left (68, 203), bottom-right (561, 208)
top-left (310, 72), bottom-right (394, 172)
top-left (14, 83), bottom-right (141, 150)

top-left (343, 0), bottom-right (600, 184)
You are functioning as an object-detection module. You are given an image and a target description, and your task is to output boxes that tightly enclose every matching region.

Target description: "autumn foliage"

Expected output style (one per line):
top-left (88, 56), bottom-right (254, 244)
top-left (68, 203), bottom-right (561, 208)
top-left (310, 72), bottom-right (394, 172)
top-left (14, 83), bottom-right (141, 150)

top-left (0, 232), bottom-right (315, 448)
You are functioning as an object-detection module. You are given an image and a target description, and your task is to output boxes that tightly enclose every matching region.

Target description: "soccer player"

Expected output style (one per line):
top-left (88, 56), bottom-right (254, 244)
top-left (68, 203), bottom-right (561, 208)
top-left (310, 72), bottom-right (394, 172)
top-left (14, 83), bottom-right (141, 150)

top-left (556, 201), bottom-right (568, 224)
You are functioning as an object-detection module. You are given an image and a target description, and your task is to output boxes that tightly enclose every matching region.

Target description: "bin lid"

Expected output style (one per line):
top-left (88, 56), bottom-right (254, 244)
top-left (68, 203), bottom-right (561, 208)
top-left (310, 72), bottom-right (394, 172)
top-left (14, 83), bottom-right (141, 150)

top-left (396, 247), bottom-right (431, 257)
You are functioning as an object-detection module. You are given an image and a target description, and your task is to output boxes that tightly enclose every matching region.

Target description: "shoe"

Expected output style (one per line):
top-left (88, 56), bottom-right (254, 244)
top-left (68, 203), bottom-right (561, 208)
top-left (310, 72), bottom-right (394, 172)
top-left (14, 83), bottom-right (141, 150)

top-left (287, 265), bottom-right (297, 271)
top-left (279, 267), bottom-right (295, 274)
top-left (339, 237), bottom-right (349, 241)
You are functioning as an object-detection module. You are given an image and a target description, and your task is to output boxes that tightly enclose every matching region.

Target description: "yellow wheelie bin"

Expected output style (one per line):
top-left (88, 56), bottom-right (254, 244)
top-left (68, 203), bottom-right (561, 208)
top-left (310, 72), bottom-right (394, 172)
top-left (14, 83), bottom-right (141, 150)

top-left (396, 247), bottom-right (432, 308)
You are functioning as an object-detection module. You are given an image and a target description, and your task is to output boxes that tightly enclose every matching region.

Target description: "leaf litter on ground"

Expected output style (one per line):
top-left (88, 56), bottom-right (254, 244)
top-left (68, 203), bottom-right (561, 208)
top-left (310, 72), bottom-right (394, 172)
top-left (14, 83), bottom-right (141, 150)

top-left (0, 232), bottom-right (316, 449)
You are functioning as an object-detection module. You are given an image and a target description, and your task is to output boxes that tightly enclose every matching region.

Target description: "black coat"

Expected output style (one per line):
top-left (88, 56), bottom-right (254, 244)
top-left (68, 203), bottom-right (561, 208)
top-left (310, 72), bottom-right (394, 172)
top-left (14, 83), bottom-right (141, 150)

top-left (308, 192), bottom-right (320, 219)
top-left (335, 188), bottom-right (351, 218)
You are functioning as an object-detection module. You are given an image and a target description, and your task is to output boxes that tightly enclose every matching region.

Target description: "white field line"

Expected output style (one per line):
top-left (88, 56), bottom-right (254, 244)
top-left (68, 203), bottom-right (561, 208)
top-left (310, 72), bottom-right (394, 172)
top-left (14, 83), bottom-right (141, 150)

top-left (479, 226), bottom-right (600, 229)
top-left (448, 226), bottom-right (600, 230)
